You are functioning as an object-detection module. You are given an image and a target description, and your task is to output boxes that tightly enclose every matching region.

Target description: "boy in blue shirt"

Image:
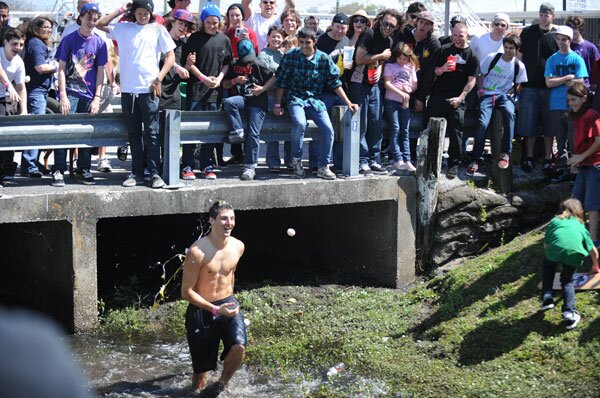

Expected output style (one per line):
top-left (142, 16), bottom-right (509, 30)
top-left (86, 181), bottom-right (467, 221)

top-left (544, 25), bottom-right (588, 181)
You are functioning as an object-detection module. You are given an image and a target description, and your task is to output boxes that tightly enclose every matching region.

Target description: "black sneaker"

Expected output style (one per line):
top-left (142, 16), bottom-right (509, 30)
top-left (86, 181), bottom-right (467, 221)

top-left (117, 145), bottom-right (128, 161)
top-left (24, 170), bottom-right (43, 178)
top-left (310, 166), bottom-right (318, 175)
top-left (225, 156), bottom-right (243, 165)
top-left (446, 165), bottom-right (458, 179)
top-left (540, 297), bottom-right (555, 311)
top-left (74, 169), bottom-right (95, 185)
top-left (521, 157), bottom-right (534, 173)
top-left (198, 381), bottom-right (225, 398)
top-left (542, 159), bottom-right (553, 178)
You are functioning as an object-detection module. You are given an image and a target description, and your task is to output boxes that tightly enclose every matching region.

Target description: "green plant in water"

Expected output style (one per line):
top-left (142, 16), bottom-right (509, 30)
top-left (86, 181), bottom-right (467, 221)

top-left (466, 179), bottom-right (476, 190)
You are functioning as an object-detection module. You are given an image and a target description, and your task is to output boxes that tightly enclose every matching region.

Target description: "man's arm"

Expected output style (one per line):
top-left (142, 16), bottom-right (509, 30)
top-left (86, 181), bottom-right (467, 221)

top-left (273, 87), bottom-right (285, 115)
top-left (334, 86), bottom-right (359, 113)
top-left (283, 0), bottom-right (296, 13)
top-left (545, 74), bottom-right (577, 88)
top-left (241, 0), bottom-right (253, 21)
top-left (96, 3), bottom-right (128, 31)
top-left (89, 66), bottom-right (104, 115)
top-left (180, 247), bottom-right (216, 312)
top-left (15, 82), bottom-right (27, 115)
top-left (354, 46), bottom-right (390, 66)
top-left (57, 60), bottom-right (70, 115)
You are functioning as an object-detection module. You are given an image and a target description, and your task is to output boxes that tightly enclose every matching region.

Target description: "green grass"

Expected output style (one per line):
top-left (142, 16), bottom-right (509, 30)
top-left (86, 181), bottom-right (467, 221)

top-left (99, 231), bottom-right (600, 397)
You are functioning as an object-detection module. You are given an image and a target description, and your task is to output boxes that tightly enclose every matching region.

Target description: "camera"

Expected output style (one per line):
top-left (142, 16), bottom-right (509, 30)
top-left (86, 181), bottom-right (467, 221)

top-left (235, 28), bottom-right (247, 38)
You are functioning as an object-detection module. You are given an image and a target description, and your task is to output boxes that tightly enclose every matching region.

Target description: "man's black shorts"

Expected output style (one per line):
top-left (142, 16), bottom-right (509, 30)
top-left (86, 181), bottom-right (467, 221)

top-left (185, 296), bottom-right (247, 373)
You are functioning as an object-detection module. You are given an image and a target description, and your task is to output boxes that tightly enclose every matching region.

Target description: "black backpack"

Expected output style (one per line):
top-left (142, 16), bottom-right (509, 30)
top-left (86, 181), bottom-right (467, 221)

top-left (484, 52), bottom-right (520, 87)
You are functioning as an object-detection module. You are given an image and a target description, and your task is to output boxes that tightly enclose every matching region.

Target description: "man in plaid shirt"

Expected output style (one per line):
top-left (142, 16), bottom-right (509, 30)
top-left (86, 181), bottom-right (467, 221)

top-left (274, 27), bottom-right (359, 180)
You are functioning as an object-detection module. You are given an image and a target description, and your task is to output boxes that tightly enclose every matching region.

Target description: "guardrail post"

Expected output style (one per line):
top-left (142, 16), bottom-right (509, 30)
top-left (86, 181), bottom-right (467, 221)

top-left (490, 109), bottom-right (512, 193)
top-left (162, 109), bottom-right (183, 189)
top-left (333, 106), bottom-right (360, 177)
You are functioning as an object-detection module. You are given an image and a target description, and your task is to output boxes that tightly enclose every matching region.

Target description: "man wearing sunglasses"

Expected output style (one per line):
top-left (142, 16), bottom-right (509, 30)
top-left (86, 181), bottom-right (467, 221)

top-left (395, 1), bottom-right (426, 46)
top-left (241, 0), bottom-right (295, 50)
top-left (471, 13), bottom-right (510, 65)
top-left (348, 8), bottom-right (402, 174)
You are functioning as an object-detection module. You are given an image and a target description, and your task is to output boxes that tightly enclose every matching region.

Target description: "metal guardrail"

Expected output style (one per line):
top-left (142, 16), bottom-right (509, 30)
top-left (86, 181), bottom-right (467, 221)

top-left (0, 107), bottom-right (361, 188)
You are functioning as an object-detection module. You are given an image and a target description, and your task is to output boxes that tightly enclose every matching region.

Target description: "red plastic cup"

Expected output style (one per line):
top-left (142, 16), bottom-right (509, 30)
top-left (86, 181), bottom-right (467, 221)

top-left (367, 68), bottom-right (377, 84)
top-left (447, 55), bottom-right (456, 71)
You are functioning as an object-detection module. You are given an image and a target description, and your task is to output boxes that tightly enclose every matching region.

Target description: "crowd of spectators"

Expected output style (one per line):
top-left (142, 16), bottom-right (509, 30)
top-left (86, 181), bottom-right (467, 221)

top-left (0, 1), bottom-right (599, 189)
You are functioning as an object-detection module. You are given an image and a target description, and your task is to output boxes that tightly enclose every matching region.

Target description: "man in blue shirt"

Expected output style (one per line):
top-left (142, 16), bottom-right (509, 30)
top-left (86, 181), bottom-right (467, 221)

top-left (274, 27), bottom-right (358, 180)
top-left (545, 25), bottom-right (588, 181)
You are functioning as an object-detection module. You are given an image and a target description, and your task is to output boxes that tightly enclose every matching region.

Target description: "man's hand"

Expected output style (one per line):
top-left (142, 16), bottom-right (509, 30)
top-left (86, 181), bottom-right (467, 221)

top-left (204, 76), bottom-right (219, 88)
top-left (59, 95), bottom-right (71, 115)
top-left (567, 153), bottom-right (585, 166)
top-left (186, 52), bottom-right (196, 68)
top-left (347, 103), bottom-right (359, 113)
top-left (89, 97), bottom-right (100, 115)
top-left (273, 106), bottom-right (284, 116)
top-left (250, 84), bottom-right (264, 96)
top-left (217, 302), bottom-right (239, 318)
top-left (176, 65), bottom-right (189, 79)
top-left (446, 97), bottom-right (462, 108)
top-left (379, 49), bottom-right (391, 61)
top-left (150, 78), bottom-right (162, 97)
top-left (7, 85), bottom-right (19, 103)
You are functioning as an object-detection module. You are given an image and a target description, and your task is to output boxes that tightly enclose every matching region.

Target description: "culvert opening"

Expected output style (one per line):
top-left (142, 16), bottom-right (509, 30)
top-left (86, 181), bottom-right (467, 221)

top-left (97, 202), bottom-right (401, 308)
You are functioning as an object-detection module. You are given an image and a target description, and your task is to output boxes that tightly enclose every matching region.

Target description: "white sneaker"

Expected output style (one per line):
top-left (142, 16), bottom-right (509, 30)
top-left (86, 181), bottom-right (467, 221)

top-left (392, 160), bottom-right (406, 170)
top-left (51, 170), bottom-right (65, 187)
top-left (317, 166), bottom-right (336, 180)
top-left (240, 167), bottom-right (256, 181)
top-left (405, 161), bottom-right (416, 172)
top-left (359, 164), bottom-right (372, 174)
top-left (97, 158), bottom-right (112, 172)
top-left (370, 162), bottom-right (385, 172)
top-left (564, 310), bottom-right (581, 330)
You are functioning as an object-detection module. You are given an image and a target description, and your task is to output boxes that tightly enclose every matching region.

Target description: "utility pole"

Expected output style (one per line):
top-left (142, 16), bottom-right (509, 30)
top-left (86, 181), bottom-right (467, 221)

top-left (336, 0), bottom-right (339, 13)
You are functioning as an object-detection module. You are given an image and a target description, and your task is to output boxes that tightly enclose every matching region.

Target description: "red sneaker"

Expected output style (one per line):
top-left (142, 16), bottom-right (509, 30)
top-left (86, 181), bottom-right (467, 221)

top-left (202, 167), bottom-right (217, 179)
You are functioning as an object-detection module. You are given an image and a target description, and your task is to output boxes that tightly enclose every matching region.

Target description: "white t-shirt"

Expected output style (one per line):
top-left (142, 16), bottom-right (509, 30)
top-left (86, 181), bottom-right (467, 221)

top-left (481, 54), bottom-right (528, 95)
top-left (470, 33), bottom-right (504, 66)
top-left (246, 13), bottom-right (278, 51)
top-left (108, 22), bottom-right (175, 94)
top-left (0, 48), bottom-right (25, 97)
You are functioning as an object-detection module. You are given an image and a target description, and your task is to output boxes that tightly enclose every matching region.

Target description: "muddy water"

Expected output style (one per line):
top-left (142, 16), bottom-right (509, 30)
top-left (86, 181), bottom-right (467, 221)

top-left (70, 334), bottom-right (388, 397)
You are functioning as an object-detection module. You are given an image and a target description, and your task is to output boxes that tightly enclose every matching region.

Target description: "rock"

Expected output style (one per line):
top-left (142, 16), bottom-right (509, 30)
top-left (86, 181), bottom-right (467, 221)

top-left (435, 224), bottom-right (476, 243)
top-left (438, 211), bottom-right (478, 228)
top-left (437, 186), bottom-right (479, 213)
top-left (488, 204), bottom-right (520, 219)
top-left (481, 217), bottom-right (514, 233)
top-left (460, 188), bottom-right (508, 211)
top-left (431, 241), bottom-right (464, 265)
top-left (510, 190), bottom-right (544, 208)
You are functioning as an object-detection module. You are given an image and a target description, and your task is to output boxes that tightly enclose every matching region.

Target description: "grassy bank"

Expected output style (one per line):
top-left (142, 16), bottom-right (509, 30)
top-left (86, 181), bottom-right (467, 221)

top-left (100, 231), bottom-right (600, 397)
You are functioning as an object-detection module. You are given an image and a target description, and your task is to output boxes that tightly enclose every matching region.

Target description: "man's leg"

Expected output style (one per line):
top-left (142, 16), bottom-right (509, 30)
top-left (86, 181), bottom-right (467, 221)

top-left (365, 84), bottom-right (383, 167)
top-left (306, 106), bottom-right (334, 168)
top-left (447, 101), bottom-right (465, 167)
top-left (498, 95), bottom-right (516, 155)
top-left (192, 372), bottom-right (209, 390)
top-left (223, 96), bottom-right (246, 141)
top-left (471, 95), bottom-right (494, 163)
top-left (121, 93), bottom-right (145, 177)
top-left (219, 344), bottom-right (245, 385)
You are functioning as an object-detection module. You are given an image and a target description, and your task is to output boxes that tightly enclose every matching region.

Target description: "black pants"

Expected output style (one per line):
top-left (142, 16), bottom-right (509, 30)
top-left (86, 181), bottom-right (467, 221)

top-left (426, 94), bottom-right (465, 166)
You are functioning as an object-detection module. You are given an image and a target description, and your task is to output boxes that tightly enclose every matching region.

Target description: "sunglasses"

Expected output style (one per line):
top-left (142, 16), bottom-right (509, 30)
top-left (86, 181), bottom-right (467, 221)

top-left (494, 22), bottom-right (508, 28)
top-left (353, 17), bottom-right (367, 24)
top-left (262, 0), bottom-right (275, 4)
top-left (381, 21), bottom-right (397, 30)
top-left (408, 13), bottom-right (417, 19)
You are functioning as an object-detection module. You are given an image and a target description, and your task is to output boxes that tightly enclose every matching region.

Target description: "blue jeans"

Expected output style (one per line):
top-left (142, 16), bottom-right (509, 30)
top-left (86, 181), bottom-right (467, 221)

top-left (287, 104), bottom-right (334, 167)
top-left (52, 95), bottom-right (93, 173)
top-left (472, 94), bottom-right (516, 161)
top-left (121, 92), bottom-right (161, 176)
top-left (516, 87), bottom-right (552, 137)
top-left (541, 256), bottom-right (577, 313)
top-left (223, 95), bottom-right (266, 167)
top-left (182, 100), bottom-right (219, 170)
top-left (21, 91), bottom-right (48, 173)
top-left (384, 99), bottom-right (411, 162)
top-left (348, 82), bottom-right (383, 166)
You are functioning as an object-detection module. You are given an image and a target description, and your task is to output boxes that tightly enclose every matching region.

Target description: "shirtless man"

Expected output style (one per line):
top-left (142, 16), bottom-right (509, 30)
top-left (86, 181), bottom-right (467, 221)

top-left (181, 201), bottom-right (247, 396)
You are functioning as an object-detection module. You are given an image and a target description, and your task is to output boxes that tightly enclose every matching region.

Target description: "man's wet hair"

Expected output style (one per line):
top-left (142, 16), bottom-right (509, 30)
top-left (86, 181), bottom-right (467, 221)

top-left (0, 2), bottom-right (9, 11)
top-left (209, 200), bottom-right (234, 219)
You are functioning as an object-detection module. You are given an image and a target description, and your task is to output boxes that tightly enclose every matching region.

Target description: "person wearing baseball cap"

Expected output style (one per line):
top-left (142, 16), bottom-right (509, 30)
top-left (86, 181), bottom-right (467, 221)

top-left (470, 13), bottom-right (510, 64)
top-left (179, 2), bottom-right (233, 180)
top-left (516, 0), bottom-right (558, 174)
top-left (439, 14), bottom-right (466, 45)
top-left (545, 25), bottom-right (587, 181)
top-left (96, 2), bottom-right (176, 188)
top-left (316, 13), bottom-right (350, 57)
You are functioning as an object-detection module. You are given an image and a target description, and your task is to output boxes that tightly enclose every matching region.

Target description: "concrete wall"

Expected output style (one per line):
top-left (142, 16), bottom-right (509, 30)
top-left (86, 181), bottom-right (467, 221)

top-left (0, 176), bottom-right (416, 332)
